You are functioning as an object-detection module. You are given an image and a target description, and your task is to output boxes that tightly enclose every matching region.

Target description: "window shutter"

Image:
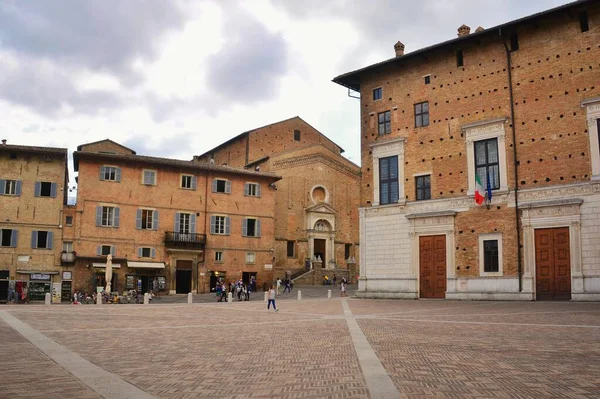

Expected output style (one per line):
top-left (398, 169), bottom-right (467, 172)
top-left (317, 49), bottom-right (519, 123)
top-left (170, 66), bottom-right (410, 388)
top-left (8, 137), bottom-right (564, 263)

top-left (31, 231), bottom-right (38, 249)
top-left (96, 246), bottom-right (102, 256)
top-left (153, 210), bottom-right (159, 230)
top-left (116, 168), bottom-right (122, 182)
top-left (50, 183), bottom-right (57, 198)
top-left (0, 179), bottom-right (5, 194)
top-left (225, 180), bottom-right (231, 194)
top-left (136, 209), bottom-right (142, 229)
top-left (47, 231), bottom-right (53, 249)
top-left (137, 247), bottom-right (143, 257)
top-left (244, 183), bottom-right (249, 196)
top-left (151, 248), bottom-right (156, 258)
top-left (114, 207), bottom-right (120, 227)
top-left (111, 246), bottom-right (117, 256)
top-left (15, 180), bottom-right (22, 197)
top-left (10, 230), bottom-right (18, 247)
top-left (96, 206), bottom-right (102, 226)
top-left (225, 217), bottom-right (231, 235)
top-left (211, 179), bottom-right (217, 192)
top-left (191, 176), bottom-right (197, 190)
top-left (34, 182), bottom-right (41, 197)
top-left (242, 218), bottom-right (248, 237)
top-left (99, 166), bottom-right (106, 181)
top-left (190, 213), bottom-right (197, 234)
top-left (256, 219), bottom-right (261, 237)
top-left (256, 184), bottom-right (261, 197)
top-left (210, 216), bottom-right (216, 234)
top-left (174, 213), bottom-right (180, 232)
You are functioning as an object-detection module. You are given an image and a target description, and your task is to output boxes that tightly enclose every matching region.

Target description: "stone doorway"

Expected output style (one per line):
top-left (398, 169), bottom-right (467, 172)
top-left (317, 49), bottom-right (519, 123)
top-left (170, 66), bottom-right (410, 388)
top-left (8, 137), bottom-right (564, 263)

top-left (419, 235), bottom-right (447, 298)
top-left (535, 227), bottom-right (571, 300)
top-left (314, 239), bottom-right (326, 267)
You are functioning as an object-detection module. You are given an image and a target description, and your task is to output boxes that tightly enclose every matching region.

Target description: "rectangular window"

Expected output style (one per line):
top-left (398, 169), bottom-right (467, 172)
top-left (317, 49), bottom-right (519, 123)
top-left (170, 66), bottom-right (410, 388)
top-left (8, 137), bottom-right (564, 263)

top-left (475, 138), bottom-right (500, 191)
top-left (244, 182), bottom-right (260, 197)
top-left (4, 179), bottom-right (16, 195)
top-left (373, 87), bottom-right (382, 101)
top-left (483, 240), bottom-right (499, 273)
top-left (100, 166), bottom-right (120, 182)
top-left (143, 170), bottom-right (156, 185)
top-left (181, 174), bottom-right (196, 189)
top-left (287, 241), bottom-right (295, 257)
top-left (101, 245), bottom-right (112, 256)
top-left (424, 75), bottom-right (431, 85)
top-left (65, 216), bottom-right (73, 226)
top-left (142, 209), bottom-right (154, 229)
top-left (246, 252), bottom-right (256, 264)
top-left (344, 244), bottom-right (352, 260)
top-left (140, 247), bottom-right (152, 258)
top-left (378, 111), bottom-right (391, 135)
top-left (510, 33), bottom-right (519, 51)
top-left (36, 231), bottom-right (49, 249)
top-left (31, 231), bottom-right (52, 249)
top-left (179, 213), bottom-right (191, 234)
top-left (414, 102), bottom-right (429, 127)
top-left (415, 175), bottom-right (431, 201)
top-left (580, 11), bottom-right (589, 32)
top-left (212, 179), bottom-right (231, 193)
top-left (1, 229), bottom-right (17, 247)
top-left (379, 156), bottom-right (399, 205)
top-left (456, 49), bottom-right (464, 67)
top-left (215, 251), bottom-right (224, 262)
top-left (101, 206), bottom-right (117, 226)
top-left (294, 129), bottom-right (301, 141)
top-left (212, 215), bottom-right (227, 235)
top-left (243, 218), bottom-right (261, 237)
top-left (62, 241), bottom-right (73, 253)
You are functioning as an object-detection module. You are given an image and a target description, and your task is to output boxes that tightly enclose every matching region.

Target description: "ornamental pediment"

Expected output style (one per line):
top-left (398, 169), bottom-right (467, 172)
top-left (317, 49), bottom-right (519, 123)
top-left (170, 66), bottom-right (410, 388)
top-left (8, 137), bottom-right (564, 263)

top-left (305, 202), bottom-right (337, 214)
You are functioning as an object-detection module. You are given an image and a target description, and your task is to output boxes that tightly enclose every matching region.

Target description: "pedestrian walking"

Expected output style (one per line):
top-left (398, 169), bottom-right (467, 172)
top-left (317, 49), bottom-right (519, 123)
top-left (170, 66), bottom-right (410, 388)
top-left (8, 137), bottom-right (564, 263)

top-left (267, 285), bottom-right (278, 312)
top-left (340, 282), bottom-right (347, 297)
top-left (284, 279), bottom-right (291, 293)
top-left (333, 275), bottom-right (337, 286)
top-left (276, 278), bottom-right (282, 295)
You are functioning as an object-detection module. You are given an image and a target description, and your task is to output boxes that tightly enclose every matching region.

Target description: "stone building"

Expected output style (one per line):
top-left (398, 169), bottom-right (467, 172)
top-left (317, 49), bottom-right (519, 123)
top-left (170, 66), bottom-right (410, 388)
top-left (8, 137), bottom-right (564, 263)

top-left (334, 0), bottom-right (600, 300)
top-left (67, 139), bottom-right (279, 295)
top-left (195, 117), bottom-right (361, 283)
top-left (0, 141), bottom-right (69, 302)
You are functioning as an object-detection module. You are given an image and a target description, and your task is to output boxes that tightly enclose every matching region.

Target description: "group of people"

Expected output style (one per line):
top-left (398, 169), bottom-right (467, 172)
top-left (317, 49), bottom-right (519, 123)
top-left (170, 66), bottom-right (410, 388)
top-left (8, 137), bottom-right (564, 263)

top-left (6, 282), bottom-right (28, 304)
top-left (275, 278), bottom-right (294, 294)
top-left (215, 280), bottom-right (253, 302)
top-left (71, 289), bottom-right (154, 304)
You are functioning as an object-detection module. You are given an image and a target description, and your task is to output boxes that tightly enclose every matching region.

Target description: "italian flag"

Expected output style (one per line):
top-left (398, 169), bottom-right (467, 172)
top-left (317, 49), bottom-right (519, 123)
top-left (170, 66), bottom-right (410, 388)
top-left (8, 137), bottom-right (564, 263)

top-left (475, 174), bottom-right (485, 205)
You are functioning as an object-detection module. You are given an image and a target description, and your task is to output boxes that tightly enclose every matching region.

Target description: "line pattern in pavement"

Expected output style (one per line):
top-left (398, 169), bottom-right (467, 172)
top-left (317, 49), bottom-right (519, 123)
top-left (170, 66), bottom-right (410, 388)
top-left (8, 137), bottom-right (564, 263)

top-left (341, 299), bottom-right (399, 398)
top-left (0, 311), bottom-right (156, 399)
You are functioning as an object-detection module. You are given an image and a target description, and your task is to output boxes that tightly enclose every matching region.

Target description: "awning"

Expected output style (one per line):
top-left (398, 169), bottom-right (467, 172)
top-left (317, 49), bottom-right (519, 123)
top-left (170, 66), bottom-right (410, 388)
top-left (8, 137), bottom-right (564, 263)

top-left (127, 261), bottom-right (165, 269)
top-left (17, 270), bottom-right (60, 274)
top-left (92, 263), bottom-right (121, 268)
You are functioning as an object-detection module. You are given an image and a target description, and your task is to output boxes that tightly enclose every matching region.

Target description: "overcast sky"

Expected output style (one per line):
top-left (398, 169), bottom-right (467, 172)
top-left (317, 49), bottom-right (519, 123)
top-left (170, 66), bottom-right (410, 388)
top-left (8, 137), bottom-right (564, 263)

top-left (0, 0), bottom-right (571, 191)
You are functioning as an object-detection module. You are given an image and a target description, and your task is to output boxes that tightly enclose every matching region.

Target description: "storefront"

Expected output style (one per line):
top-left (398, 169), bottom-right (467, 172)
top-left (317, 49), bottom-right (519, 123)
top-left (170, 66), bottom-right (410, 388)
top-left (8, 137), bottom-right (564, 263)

top-left (61, 271), bottom-right (73, 302)
top-left (92, 262), bottom-right (121, 293)
top-left (21, 272), bottom-right (57, 301)
top-left (127, 261), bottom-right (166, 294)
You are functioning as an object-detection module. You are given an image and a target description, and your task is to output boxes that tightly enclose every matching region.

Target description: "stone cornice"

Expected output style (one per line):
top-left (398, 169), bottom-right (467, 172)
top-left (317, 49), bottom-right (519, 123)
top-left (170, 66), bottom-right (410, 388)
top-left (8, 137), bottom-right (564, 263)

top-left (272, 153), bottom-right (360, 178)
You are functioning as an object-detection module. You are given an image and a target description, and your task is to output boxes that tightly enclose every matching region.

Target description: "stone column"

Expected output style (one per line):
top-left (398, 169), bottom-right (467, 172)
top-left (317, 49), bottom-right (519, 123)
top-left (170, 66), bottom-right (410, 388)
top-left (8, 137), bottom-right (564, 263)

top-left (571, 221), bottom-right (584, 293)
top-left (308, 233), bottom-right (314, 269)
top-left (521, 223), bottom-right (534, 293)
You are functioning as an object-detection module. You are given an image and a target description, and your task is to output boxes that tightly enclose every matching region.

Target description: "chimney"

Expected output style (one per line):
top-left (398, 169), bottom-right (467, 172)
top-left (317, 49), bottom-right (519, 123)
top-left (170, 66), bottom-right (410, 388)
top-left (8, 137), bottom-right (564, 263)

top-left (394, 41), bottom-right (405, 57)
top-left (457, 24), bottom-right (471, 37)
top-left (1, 139), bottom-right (6, 145)
top-left (475, 26), bottom-right (485, 33)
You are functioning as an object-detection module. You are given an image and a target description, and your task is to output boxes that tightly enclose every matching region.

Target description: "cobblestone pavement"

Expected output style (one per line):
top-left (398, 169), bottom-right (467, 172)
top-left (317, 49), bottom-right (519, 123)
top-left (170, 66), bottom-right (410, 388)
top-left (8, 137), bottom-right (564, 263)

top-left (1, 298), bottom-right (599, 398)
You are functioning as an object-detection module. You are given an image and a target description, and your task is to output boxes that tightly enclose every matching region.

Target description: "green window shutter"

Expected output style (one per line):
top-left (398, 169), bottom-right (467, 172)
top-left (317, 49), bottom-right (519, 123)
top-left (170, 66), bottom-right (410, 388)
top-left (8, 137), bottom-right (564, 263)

top-left (10, 230), bottom-right (18, 247)
top-left (96, 206), bottom-right (103, 226)
top-left (225, 181), bottom-right (231, 194)
top-left (256, 184), bottom-right (261, 197)
top-left (47, 231), bottom-right (53, 249)
top-left (191, 176), bottom-right (197, 190)
top-left (113, 208), bottom-right (120, 227)
top-left (256, 219), bottom-right (261, 237)
top-left (225, 217), bottom-right (231, 235)
top-left (211, 179), bottom-right (217, 192)
top-left (115, 168), bottom-right (122, 182)
top-left (15, 181), bottom-right (22, 197)
top-left (190, 214), bottom-right (196, 234)
top-left (31, 231), bottom-right (38, 249)
top-left (34, 182), bottom-right (41, 197)
top-left (244, 183), bottom-right (249, 196)
top-left (210, 216), bottom-right (216, 234)
top-left (50, 183), bottom-right (57, 198)
top-left (136, 209), bottom-right (142, 229)
top-left (99, 166), bottom-right (106, 181)
top-left (242, 219), bottom-right (248, 237)
top-left (153, 210), bottom-right (159, 231)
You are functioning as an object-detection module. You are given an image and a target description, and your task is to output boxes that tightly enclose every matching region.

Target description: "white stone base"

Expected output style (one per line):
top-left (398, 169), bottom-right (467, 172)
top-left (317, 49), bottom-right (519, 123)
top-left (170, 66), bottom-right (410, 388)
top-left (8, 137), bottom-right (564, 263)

top-left (446, 292), bottom-right (535, 301)
top-left (571, 293), bottom-right (600, 301)
top-left (354, 291), bottom-right (418, 299)
top-left (169, 290), bottom-right (176, 295)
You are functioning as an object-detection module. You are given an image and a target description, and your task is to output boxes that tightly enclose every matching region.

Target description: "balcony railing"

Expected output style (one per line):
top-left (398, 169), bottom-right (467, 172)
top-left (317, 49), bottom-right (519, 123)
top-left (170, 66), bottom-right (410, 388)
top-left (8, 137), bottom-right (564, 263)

top-left (164, 232), bottom-right (206, 249)
top-left (61, 252), bottom-right (76, 263)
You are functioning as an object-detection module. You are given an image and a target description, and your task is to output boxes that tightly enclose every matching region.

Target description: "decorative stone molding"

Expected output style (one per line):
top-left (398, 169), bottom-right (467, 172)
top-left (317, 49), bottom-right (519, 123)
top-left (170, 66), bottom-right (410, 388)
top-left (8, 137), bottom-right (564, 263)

top-left (370, 137), bottom-right (406, 206)
top-left (582, 97), bottom-right (600, 179)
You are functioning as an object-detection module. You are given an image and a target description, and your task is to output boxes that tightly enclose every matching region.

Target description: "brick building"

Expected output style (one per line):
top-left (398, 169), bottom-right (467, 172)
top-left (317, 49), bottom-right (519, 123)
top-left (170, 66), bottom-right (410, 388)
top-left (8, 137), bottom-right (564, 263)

top-left (334, 0), bottom-right (600, 300)
top-left (195, 117), bottom-right (361, 283)
top-left (67, 139), bottom-right (279, 296)
top-left (0, 141), bottom-right (69, 302)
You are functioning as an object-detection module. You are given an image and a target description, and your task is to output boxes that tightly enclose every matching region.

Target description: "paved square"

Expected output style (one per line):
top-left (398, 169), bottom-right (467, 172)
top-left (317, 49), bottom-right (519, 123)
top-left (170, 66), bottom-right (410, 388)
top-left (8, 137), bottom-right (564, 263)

top-left (1, 292), bottom-right (599, 398)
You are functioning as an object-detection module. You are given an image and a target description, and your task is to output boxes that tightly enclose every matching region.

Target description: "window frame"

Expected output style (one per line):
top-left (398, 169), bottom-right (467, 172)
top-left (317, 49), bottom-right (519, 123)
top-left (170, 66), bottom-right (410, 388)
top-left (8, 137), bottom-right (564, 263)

top-left (293, 129), bottom-right (301, 141)
top-left (579, 10), bottom-right (589, 32)
top-left (210, 215), bottom-right (230, 235)
top-left (287, 240), bottom-right (295, 258)
top-left (244, 182), bottom-right (261, 197)
top-left (140, 247), bottom-right (153, 258)
top-left (379, 156), bottom-right (399, 205)
top-left (100, 245), bottom-right (112, 256)
top-left (65, 216), bottom-right (73, 226)
top-left (373, 87), bottom-right (382, 101)
top-left (582, 98), bottom-right (600, 179)
top-left (101, 206), bottom-right (117, 227)
top-left (1, 229), bottom-right (18, 248)
top-left (479, 233), bottom-right (503, 276)
top-left (215, 251), bottom-right (224, 263)
top-left (414, 101), bottom-right (430, 128)
top-left (212, 178), bottom-right (231, 194)
top-left (4, 179), bottom-right (16, 195)
top-left (378, 110), bottom-right (391, 135)
top-left (62, 241), bottom-right (73, 253)
top-left (32, 230), bottom-right (52, 250)
top-left (100, 166), bottom-right (120, 182)
top-left (181, 174), bottom-right (196, 190)
top-left (344, 243), bottom-right (352, 261)
top-left (474, 138), bottom-right (500, 191)
top-left (142, 169), bottom-right (157, 186)
top-left (415, 174), bottom-right (431, 201)
top-left (424, 75), bottom-right (431, 85)
top-left (245, 252), bottom-right (256, 264)
top-left (242, 217), bottom-right (261, 238)
top-left (141, 209), bottom-right (155, 230)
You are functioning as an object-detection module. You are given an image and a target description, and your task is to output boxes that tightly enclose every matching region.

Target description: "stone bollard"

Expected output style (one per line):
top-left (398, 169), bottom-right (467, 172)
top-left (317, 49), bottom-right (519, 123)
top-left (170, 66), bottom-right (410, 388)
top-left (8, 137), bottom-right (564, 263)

top-left (45, 292), bottom-right (51, 305)
top-left (327, 289), bottom-right (332, 299)
top-left (297, 290), bottom-right (302, 301)
top-left (264, 291), bottom-right (268, 302)
top-left (227, 292), bottom-right (233, 303)
top-left (143, 293), bottom-right (149, 305)
top-left (96, 293), bottom-right (102, 305)
top-left (188, 292), bottom-right (193, 304)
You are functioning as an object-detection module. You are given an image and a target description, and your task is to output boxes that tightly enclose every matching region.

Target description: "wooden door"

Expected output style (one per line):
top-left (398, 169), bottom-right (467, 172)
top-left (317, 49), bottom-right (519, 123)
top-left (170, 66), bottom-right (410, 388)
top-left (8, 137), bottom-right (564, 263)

top-left (419, 235), bottom-right (447, 298)
top-left (535, 227), bottom-right (571, 300)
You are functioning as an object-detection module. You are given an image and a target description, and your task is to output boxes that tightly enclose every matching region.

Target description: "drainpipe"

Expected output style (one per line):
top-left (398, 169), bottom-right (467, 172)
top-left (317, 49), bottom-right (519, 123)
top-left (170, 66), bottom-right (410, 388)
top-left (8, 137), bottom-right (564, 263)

top-left (500, 28), bottom-right (522, 292)
top-left (202, 165), bottom-right (210, 294)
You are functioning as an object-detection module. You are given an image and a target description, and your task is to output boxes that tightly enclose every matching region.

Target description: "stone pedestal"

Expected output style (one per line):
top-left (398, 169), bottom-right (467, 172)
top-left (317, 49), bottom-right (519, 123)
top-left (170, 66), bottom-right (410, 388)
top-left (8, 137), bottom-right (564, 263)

top-left (44, 293), bottom-right (51, 306)
top-left (187, 293), bottom-right (193, 304)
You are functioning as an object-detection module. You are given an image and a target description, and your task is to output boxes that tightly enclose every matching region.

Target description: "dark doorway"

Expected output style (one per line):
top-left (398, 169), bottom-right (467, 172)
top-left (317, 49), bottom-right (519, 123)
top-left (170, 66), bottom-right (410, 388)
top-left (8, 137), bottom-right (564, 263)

top-left (176, 260), bottom-right (193, 294)
top-left (242, 272), bottom-right (257, 285)
top-left (314, 239), bottom-right (326, 267)
top-left (535, 227), bottom-right (571, 300)
top-left (209, 271), bottom-right (226, 292)
top-left (419, 235), bottom-right (447, 298)
top-left (0, 280), bottom-right (8, 301)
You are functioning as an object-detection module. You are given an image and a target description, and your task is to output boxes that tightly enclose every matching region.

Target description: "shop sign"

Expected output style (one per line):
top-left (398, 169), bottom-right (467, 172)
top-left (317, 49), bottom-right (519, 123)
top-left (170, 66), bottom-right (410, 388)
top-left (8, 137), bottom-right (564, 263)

top-left (62, 271), bottom-right (72, 280)
top-left (264, 264), bottom-right (273, 270)
top-left (157, 276), bottom-right (166, 290)
top-left (31, 273), bottom-right (51, 281)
